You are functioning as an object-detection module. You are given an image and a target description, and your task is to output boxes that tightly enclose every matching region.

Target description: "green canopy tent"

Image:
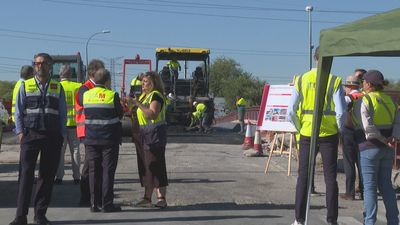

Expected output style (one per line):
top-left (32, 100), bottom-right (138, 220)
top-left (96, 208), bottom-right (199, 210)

top-left (305, 8), bottom-right (400, 224)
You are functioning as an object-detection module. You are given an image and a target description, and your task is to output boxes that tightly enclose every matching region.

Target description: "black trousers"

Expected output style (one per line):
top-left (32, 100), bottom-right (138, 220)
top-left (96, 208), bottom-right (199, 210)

top-left (341, 127), bottom-right (363, 196)
top-left (16, 133), bottom-right (62, 217)
top-left (79, 154), bottom-right (90, 203)
top-left (85, 144), bottom-right (119, 207)
top-left (295, 134), bottom-right (339, 223)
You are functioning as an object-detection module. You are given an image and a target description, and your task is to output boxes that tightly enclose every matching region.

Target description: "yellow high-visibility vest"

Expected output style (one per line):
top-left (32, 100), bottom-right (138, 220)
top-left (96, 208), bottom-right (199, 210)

top-left (295, 69), bottom-right (342, 137)
top-left (60, 80), bottom-right (81, 126)
top-left (137, 90), bottom-right (166, 127)
top-left (11, 80), bottom-right (23, 122)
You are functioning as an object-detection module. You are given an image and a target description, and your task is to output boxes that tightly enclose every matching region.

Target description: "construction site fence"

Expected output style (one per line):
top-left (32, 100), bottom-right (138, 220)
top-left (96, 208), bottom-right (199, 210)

top-left (215, 106), bottom-right (260, 124)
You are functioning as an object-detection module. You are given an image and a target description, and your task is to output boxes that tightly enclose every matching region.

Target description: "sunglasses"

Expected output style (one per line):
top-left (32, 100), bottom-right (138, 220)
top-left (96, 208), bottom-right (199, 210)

top-left (32, 61), bottom-right (50, 66)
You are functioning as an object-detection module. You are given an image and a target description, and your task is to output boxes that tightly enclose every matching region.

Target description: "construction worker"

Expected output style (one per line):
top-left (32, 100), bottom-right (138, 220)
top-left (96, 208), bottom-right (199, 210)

top-left (340, 75), bottom-right (364, 201)
top-left (288, 47), bottom-right (346, 225)
top-left (10, 53), bottom-right (66, 225)
top-left (352, 70), bottom-right (399, 225)
top-left (55, 65), bottom-right (82, 185)
top-left (129, 74), bottom-right (147, 187)
top-left (11, 65), bottom-right (33, 123)
top-left (187, 101), bottom-right (206, 132)
top-left (236, 96), bottom-right (247, 134)
top-left (166, 57), bottom-right (181, 81)
top-left (83, 68), bottom-right (123, 213)
top-left (191, 66), bottom-right (204, 99)
top-left (75, 59), bottom-right (105, 206)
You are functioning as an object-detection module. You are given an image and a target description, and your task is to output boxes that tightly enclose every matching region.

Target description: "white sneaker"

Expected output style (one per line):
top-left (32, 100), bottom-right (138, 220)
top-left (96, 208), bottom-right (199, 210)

top-left (291, 220), bottom-right (304, 225)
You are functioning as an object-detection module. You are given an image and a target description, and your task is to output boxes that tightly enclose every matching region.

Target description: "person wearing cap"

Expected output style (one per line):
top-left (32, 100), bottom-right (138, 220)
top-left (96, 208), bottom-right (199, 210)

top-left (55, 65), bottom-right (82, 185)
top-left (352, 70), bottom-right (399, 225)
top-left (288, 46), bottom-right (346, 225)
top-left (340, 75), bottom-right (364, 201)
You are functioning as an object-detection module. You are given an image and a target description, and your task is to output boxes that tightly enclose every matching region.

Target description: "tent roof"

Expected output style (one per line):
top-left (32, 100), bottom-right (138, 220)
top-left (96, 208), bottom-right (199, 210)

top-left (319, 8), bottom-right (400, 57)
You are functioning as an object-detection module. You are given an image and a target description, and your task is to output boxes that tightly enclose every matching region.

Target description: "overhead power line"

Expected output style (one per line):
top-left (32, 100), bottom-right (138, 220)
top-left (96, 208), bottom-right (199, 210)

top-left (0, 28), bottom-right (308, 57)
top-left (43, 0), bottom-right (345, 24)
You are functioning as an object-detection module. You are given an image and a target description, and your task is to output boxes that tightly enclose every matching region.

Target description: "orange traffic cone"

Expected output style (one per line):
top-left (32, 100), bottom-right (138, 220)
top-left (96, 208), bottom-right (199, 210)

top-left (253, 130), bottom-right (262, 154)
top-left (242, 122), bottom-right (253, 150)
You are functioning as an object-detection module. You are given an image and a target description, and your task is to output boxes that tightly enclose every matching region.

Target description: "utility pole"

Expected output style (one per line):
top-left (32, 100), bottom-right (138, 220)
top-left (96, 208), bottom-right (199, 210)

top-left (103, 56), bottom-right (123, 91)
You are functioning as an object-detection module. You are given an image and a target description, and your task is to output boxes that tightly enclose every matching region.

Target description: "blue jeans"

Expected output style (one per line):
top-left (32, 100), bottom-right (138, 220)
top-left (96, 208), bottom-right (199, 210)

top-left (360, 146), bottom-right (399, 225)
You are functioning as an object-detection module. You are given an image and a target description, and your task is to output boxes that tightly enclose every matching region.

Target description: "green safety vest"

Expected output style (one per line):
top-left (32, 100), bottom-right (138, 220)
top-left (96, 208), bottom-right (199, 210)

top-left (295, 68), bottom-right (342, 137)
top-left (355, 91), bottom-right (396, 130)
top-left (166, 60), bottom-right (180, 70)
top-left (192, 103), bottom-right (206, 119)
top-left (60, 80), bottom-right (81, 126)
top-left (236, 97), bottom-right (246, 113)
top-left (11, 80), bottom-right (23, 122)
top-left (137, 90), bottom-right (166, 128)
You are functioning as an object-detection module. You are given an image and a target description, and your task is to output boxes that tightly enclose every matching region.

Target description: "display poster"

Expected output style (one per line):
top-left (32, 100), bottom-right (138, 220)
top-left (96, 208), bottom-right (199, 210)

top-left (257, 84), bottom-right (297, 132)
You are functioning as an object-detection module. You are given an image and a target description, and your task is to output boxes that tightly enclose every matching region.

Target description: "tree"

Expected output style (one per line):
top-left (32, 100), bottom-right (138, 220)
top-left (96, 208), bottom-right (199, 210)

top-left (209, 57), bottom-right (265, 112)
top-left (0, 81), bottom-right (16, 101)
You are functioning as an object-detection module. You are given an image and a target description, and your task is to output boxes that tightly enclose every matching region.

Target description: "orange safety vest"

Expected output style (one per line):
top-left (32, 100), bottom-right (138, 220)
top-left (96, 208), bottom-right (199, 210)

top-left (75, 80), bottom-right (95, 138)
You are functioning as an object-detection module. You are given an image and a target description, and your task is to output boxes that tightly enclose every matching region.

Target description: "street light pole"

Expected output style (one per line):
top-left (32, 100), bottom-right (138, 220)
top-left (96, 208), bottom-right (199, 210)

top-left (85, 30), bottom-right (111, 76)
top-left (304, 6), bottom-right (314, 225)
top-left (305, 6), bottom-right (313, 70)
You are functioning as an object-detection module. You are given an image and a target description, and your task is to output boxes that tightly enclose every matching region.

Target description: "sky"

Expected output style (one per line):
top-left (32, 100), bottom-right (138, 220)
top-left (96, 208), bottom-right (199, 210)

top-left (1, 0), bottom-right (400, 92)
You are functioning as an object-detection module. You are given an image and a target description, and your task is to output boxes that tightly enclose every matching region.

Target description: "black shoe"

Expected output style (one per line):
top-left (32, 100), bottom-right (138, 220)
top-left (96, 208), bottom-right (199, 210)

top-left (73, 179), bottom-right (81, 185)
top-left (102, 204), bottom-right (122, 213)
top-left (34, 215), bottom-right (52, 225)
top-left (9, 216), bottom-right (27, 225)
top-left (90, 205), bottom-right (101, 213)
top-left (53, 178), bottom-right (63, 185)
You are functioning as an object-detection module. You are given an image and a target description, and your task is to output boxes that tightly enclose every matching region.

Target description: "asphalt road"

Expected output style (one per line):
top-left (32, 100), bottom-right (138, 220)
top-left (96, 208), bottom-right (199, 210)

top-left (0, 124), bottom-right (398, 225)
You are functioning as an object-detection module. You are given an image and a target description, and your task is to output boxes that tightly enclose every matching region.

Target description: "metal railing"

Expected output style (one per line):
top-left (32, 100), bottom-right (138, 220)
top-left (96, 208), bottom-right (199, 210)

top-left (215, 106), bottom-right (260, 124)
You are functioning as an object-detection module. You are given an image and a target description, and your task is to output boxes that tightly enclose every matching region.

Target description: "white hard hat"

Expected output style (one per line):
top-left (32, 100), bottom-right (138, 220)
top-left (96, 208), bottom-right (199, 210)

top-left (193, 101), bottom-right (198, 106)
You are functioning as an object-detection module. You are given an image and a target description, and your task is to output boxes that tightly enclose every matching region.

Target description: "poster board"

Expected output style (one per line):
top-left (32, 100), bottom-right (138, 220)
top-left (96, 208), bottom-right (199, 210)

top-left (257, 84), bottom-right (297, 132)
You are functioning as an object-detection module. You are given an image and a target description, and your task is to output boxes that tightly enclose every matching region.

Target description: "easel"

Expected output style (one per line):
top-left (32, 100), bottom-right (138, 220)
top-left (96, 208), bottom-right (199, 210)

top-left (264, 132), bottom-right (298, 176)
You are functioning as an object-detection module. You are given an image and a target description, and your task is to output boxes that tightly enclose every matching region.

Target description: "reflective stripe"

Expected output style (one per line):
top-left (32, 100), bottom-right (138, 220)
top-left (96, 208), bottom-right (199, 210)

top-left (25, 108), bottom-right (59, 115)
top-left (84, 104), bottom-right (114, 109)
top-left (366, 93), bottom-right (394, 122)
top-left (76, 122), bottom-right (85, 127)
top-left (363, 94), bottom-right (375, 119)
top-left (297, 75), bottom-right (337, 116)
top-left (85, 117), bottom-right (119, 125)
top-left (25, 91), bottom-right (60, 99)
top-left (325, 76), bottom-right (338, 113)
top-left (76, 109), bottom-right (84, 115)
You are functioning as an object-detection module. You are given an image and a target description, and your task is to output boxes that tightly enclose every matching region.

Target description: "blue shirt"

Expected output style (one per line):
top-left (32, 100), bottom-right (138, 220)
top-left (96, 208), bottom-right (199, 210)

top-left (15, 76), bottom-right (67, 137)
